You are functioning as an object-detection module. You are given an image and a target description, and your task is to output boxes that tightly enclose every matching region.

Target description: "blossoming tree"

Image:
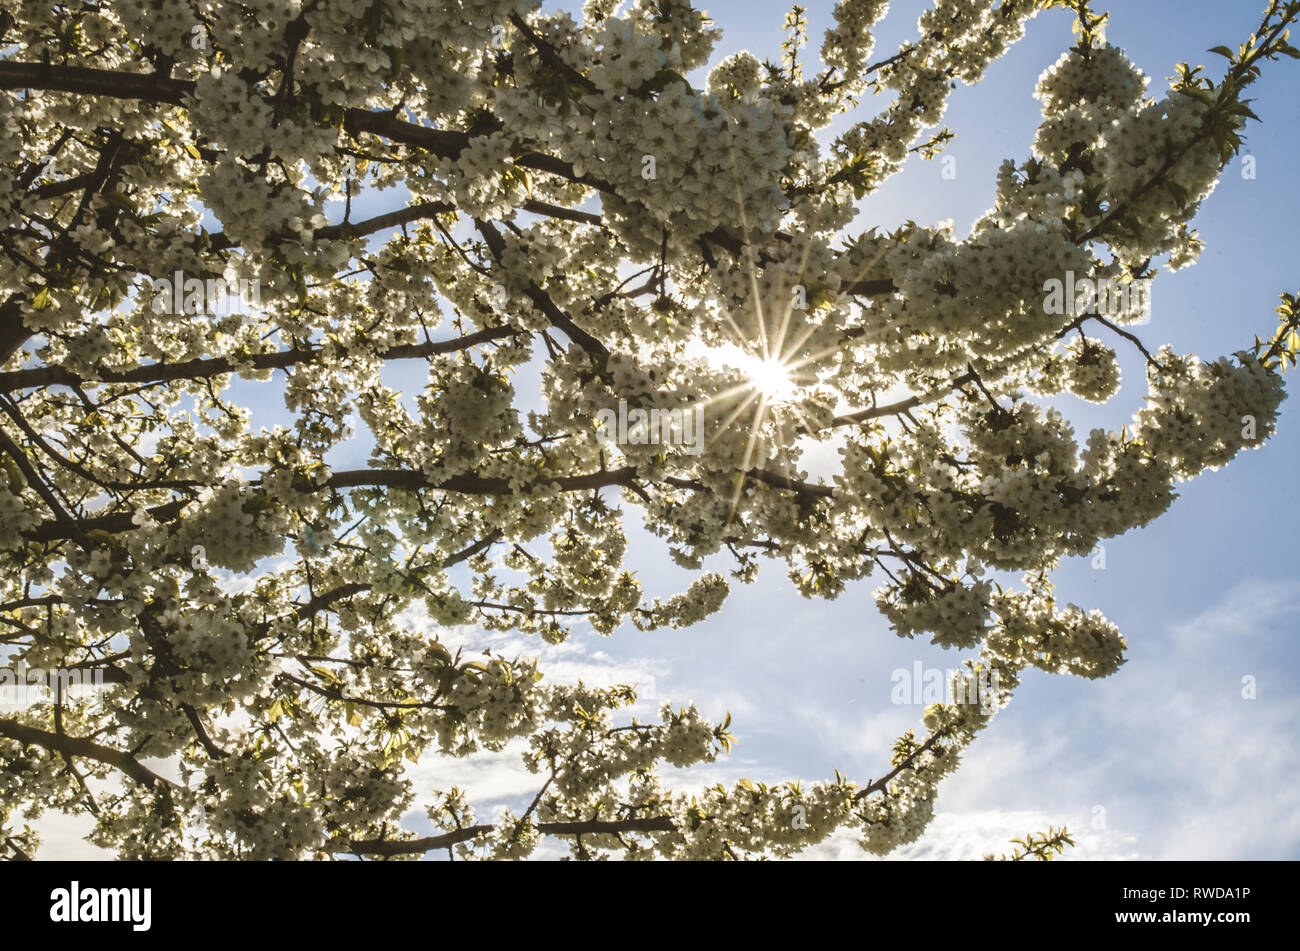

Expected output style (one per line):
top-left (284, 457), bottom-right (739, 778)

top-left (0, 0), bottom-right (1297, 860)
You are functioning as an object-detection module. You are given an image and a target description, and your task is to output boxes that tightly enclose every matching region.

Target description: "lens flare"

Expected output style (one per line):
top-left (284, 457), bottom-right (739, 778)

top-left (744, 356), bottom-right (797, 404)
top-left (700, 344), bottom-right (800, 405)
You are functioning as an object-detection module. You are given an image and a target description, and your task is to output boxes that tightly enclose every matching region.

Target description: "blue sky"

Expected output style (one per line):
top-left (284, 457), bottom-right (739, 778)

top-left (33, 0), bottom-right (1300, 859)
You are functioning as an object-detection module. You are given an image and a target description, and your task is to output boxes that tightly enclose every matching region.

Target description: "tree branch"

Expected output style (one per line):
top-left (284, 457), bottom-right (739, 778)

top-left (341, 815), bottom-right (676, 856)
top-left (0, 326), bottom-right (517, 391)
top-left (0, 716), bottom-right (174, 789)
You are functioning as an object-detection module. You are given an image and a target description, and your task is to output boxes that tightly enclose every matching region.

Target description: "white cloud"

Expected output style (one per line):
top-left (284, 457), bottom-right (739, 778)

top-left (802, 811), bottom-right (1144, 861)
top-left (922, 577), bottom-right (1300, 860)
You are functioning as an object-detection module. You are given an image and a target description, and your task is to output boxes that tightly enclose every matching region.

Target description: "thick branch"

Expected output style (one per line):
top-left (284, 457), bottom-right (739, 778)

top-left (21, 463), bottom-right (835, 544)
top-left (0, 326), bottom-right (516, 391)
top-left (0, 60), bottom-right (193, 104)
top-left (0, 716), bottom-right (173, 789)
top-left (342, 815), bottom-right (676, 856)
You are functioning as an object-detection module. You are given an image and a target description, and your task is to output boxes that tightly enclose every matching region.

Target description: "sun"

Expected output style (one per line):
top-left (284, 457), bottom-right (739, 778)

top-left (701, 343), bottom-right (800, 405)
top-left (743, 355), bottom-right (798, 404)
